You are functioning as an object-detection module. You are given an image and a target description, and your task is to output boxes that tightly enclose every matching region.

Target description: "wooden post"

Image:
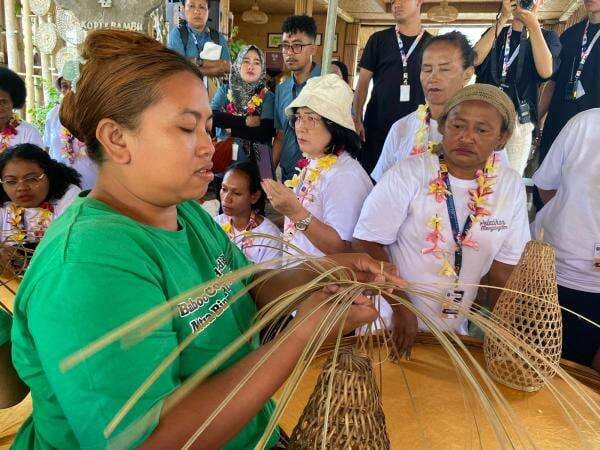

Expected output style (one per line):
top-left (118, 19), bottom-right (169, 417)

top-left (219, 0), bottom-right (230, 35)
top-left (3, 0), bottom-right (19, 69)
top-left (342, 22), bottom-right (359, 86)
top-left (295, 0), bottom-right (314, 16)
top-left (39, 16), bottom-right (52, 105)
top-left (321, 0), bottom-right (338, 75)
top-left (21, 0), bottom-right (36, 119)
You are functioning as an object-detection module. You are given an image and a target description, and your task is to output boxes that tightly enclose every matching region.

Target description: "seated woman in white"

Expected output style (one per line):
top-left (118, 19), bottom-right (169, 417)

top-left (262, 74), bottom-right (372, 258)
top-left (372, 32), bottom-right (509, 182)
top-left (44, 77), bottom-right (98, 190)
top-left (532, 108), bottom-right (600, 370)
top-left (215, 162), bottom-right (282, 265)
top-left (0, 67), bottom-right (43, 153)
top-left (354, 84), bottom-right (530, 358)
top-left (0, 144), bottom-right (81, 246)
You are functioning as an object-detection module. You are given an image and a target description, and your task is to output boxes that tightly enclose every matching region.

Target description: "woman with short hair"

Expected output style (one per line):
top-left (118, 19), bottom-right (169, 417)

top-left (0, 67), bottom-right (43, 153)
top-left (262, 74), bottom-right (373, 258)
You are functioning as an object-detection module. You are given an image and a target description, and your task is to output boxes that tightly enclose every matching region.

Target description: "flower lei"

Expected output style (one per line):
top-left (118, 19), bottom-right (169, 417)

top-left (60, 127), bottom-right (86, 164)
top-left (422, 153), bottom-right (498, 278)
top-left (221, 212), bottom-right (259, 257)
top-left (282, 154), bottom-right (338, 241)
top-left (7, 202), bottom-right (54, 243)
top-left (410, 104), bottom-right (437, 156)
top-left (225, 87), bottom-right (268, 116)
top-left (1, 115), bottom-right (21, 154)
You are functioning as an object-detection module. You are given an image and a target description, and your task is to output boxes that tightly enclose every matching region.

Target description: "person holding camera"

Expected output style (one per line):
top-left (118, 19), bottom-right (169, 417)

top-left (474, 0), bottom-right (561, 175)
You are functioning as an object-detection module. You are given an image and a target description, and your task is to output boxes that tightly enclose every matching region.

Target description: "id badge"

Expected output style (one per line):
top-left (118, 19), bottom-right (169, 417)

top-left (518, 101), bottom-right (531, 124)
top-left (232, 142), bottom-right (239, 161)
top-left (400, 84), bottom-right (411, 102)
top-left (441, 289), bottom-right (464, 320)
top-left (576, 80), bottom-right (586, 99)
top-left (594, 243), bottom-right (600, 271)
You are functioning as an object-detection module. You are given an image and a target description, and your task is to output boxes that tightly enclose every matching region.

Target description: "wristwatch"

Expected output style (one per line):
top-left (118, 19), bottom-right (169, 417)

top-left (294, 213), bottom-right (313, 231)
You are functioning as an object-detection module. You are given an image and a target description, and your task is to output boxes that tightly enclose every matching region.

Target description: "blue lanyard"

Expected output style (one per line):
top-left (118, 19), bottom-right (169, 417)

top-left (439, 156), bottom-right (474, 279)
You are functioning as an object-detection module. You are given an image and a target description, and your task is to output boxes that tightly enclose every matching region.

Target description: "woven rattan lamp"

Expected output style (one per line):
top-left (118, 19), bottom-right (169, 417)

top-left (288, 348), bottom-right (390, 449)
top-left (484, 240), bottom-right (563, 392)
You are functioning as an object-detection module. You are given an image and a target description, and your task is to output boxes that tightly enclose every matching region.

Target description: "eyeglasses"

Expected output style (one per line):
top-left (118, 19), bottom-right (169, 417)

top-left (279, 43), bottom-right (314, 54)
top-left (0, 173), bottom-right (46, 188)
top-left (289, 113), bottom-right (325, 130)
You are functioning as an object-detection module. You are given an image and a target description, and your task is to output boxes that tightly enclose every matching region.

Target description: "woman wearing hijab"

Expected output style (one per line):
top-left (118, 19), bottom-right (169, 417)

top-left (211, 45), bottom-right (276, 173)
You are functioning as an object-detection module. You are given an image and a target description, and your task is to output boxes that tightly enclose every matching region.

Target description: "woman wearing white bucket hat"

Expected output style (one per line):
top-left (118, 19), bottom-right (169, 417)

top-left (262, 74), bottom-right (373, 257)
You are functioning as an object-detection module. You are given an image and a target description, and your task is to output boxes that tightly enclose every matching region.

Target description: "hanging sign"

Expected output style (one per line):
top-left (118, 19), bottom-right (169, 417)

top-left (55, 0), bottom-right (163, 32)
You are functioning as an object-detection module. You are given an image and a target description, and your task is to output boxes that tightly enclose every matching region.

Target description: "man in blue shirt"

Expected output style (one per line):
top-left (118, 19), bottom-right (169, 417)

top-left (273, 15), bottom-right (321, 182)
top-left (167, 0), bottom-right (231, 78)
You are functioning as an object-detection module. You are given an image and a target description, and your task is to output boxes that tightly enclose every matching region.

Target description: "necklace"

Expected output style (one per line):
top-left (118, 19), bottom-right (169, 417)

top-left (221, 211), bottom-right (259, 257)
top-left (0, 115), bottom-right (21, 153)
top-left (410, 104), bottom-right (436, 156)
top-left (283, 154), bottom-right (338, 241)
top-left (60, 127), bottom-right (86, 164)
top-left (226, 87), bottom-right (268, 116)
top-left (422, 152), bottom-right (498, 278)
top-left (7, 202), bottom-right (54, 243)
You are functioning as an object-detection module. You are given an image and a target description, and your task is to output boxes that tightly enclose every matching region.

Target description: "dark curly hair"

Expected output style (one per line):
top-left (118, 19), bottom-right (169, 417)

top-left (0, 67), bottom-right (27, 109)
top-left (332, 60), bottom-right (349, 83)
top-left (223, 161), bottom-right (266, 215)
top-left (282, 15), bottom-right (317, 40)
top-left (0, 144), bottom-right (82, 204)
top-left (422, 31), bottom-right (476, 69)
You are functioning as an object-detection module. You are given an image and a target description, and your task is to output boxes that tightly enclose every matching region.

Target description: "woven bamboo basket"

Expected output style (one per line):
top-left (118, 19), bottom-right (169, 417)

top-left (288, 347), bottom-right (390, 449)
top-left (484, 240), bottom-right (563, 392)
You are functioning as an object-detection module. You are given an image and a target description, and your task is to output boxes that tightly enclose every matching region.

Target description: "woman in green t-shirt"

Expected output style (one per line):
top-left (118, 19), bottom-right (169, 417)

top-left (9, 29), bottom-right (398, 450)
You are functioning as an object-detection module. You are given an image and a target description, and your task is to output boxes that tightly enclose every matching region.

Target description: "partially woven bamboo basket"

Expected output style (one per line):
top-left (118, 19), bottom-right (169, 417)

top-left (288, 347), bottom-right (390, 449)
top-left (484, 240), bottom-right (562, 392)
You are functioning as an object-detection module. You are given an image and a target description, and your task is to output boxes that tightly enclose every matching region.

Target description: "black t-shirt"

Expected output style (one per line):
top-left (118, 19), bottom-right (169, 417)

top-left (360, 27), bottom-right (432, 136)
top-left (476, 25), bottom-right (561, 125)
top-left (540, 20), bottom-right (600, 159)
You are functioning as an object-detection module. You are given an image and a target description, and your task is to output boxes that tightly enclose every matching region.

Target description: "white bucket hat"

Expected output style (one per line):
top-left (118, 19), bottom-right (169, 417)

top-left (285, 74), bottom-right (355, 132)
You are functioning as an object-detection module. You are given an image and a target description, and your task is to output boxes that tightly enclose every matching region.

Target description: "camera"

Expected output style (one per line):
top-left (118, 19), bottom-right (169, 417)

top-left (518, 0), bottom-right (537, 10)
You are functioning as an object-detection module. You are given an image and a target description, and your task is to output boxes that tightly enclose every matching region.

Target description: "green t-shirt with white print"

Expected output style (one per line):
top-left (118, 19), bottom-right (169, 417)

top-left (10, 194), bottom-right (277, 449)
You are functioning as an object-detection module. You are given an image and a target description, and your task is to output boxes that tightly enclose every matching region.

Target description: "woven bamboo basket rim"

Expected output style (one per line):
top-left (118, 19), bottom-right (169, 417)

top-left (318, 333), bottom-right (600, 390)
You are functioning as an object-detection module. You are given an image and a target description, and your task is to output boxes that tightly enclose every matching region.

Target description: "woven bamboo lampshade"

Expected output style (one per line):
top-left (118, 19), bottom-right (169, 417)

top-left (484, 240), bottom-right (563, 392)
top-left (288, 348), bottom-right (390, 449)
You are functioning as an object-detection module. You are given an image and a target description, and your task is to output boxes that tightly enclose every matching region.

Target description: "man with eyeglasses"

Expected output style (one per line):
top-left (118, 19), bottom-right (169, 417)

top-left (273, 15), bottom-right (321, 182)
top-left (167, 0), bottom-right (231, 84)
top-left (353, 0), bottom-right (431, 176)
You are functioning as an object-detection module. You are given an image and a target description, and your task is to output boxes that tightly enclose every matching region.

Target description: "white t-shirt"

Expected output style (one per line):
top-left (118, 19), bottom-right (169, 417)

top-left (532, 108), bottom-right (600, 293)
top-left (372, 110), bottom-right (511, 182)
top-left (5, 120), bottom-right (44, 149)
top-left (0, 184), bottom-right (81, 244)
top-left (215, 214), bottom-right (283, 266)
top-left (44, 105), bottom-right (98, 190)
top-left (354, 152), bottom-right (530, 334)
top-left (284, 151), bottom-right (373, 257)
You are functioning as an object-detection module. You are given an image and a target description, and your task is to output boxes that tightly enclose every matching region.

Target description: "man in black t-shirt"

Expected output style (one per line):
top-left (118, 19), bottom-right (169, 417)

top-left (538, 0), bottom-right (600, 162)
top-left (352, 0), bottom-right (431, 175)
top-left (475, 0), bottom-right (561, 174)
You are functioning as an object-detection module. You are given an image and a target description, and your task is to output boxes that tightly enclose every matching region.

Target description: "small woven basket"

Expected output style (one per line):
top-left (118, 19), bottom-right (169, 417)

top-left (288, 347), bottom-right (390, 449)
top-left (484, 240), bottom-right (563, 392)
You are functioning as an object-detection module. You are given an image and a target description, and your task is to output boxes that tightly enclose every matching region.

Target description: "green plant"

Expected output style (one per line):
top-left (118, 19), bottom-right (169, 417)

top-left (27, 80), bottom-right (61, 135)
top-left (229, 26), bottom-right (247, 62)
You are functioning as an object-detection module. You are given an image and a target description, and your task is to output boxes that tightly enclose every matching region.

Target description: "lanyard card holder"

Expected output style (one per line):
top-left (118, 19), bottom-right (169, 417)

top-left (442, 289), bottom-right (465, 320)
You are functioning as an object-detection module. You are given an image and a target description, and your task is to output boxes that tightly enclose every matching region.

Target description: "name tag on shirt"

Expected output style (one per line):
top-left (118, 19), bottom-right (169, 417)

top-left (400, 85), bottom-right (411, 102)
top-left (594, 243), bottom-right (600, 271)
top-left (576, 80), bottom-right (586, 99)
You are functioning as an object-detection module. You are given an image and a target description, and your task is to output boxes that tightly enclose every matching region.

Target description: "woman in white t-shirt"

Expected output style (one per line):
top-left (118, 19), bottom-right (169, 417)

top-left (0, 67), bottom-right (43, 153)
top-left (533, 108), bottom-right (600, 370)
top-left (262, 75), bottom-right (373, 258)
top-left (0, 144), bottom-right (81, 251)
top-left (44, 77), bottom-right (98, 190)
top-left (372, 32), bottom-right (509, 182)
top-left (215, 162), bottom-right (282, 265)
top-left (354, 84), bottom-right (530, 358)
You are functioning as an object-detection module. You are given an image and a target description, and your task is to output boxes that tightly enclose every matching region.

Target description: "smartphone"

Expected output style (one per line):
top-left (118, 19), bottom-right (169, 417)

top-left (254, 143), bottom-right (274, 180)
